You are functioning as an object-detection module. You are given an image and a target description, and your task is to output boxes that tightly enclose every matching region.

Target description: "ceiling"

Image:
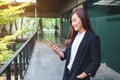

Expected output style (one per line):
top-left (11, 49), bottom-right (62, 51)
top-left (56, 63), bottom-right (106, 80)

top-left (36, 0), bottom-right (62, 12)
top-left (36, 0), bottom-right (64, 18)
top-left (0, 0), bottom-right (100, 18)
top-left (0, 0), bottom-right (64, 17)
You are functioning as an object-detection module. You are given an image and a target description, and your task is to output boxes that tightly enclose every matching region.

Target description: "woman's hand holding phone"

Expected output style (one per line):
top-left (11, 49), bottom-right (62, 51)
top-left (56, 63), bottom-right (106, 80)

top-left (47, 39), bottom-right (54, 48)
top-left (47, 39), bottom-right (64, 58)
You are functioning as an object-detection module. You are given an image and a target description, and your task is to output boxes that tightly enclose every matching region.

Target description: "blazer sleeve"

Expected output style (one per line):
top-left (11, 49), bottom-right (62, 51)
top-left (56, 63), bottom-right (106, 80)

top-left (60, 47), bottom-right (69, 61)
top-left (84, 35), bottom-right (101, 77)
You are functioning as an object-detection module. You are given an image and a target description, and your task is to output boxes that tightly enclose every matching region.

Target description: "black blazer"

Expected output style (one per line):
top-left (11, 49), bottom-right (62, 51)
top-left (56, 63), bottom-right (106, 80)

top-left (61, 31), bottom-right (101, 80)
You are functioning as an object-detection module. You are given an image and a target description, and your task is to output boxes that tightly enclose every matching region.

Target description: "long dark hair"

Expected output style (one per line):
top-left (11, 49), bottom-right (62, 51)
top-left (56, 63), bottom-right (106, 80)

top-left (65, 8), bottom-right (93, 47)
top-left (70, 8), bottom-right (93, 32)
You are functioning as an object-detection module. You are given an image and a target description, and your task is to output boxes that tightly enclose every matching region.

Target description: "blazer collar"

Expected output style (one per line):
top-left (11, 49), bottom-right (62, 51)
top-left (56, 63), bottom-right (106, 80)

top-left (69, 31), bottom-right (90, 74)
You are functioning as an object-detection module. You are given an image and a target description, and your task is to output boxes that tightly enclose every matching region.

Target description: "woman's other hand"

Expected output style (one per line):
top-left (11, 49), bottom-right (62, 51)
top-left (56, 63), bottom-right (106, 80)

top-left (76, 72), bottom-right (88, 79)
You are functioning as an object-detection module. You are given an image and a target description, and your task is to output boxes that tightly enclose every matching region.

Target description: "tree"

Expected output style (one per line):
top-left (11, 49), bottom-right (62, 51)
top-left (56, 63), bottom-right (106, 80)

top-left (0, 0), bottom-right (31, 63)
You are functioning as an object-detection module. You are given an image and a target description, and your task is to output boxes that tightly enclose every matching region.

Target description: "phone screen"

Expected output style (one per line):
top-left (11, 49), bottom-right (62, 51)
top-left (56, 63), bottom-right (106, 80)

top-left (46, 39), bottom-right (54, 45)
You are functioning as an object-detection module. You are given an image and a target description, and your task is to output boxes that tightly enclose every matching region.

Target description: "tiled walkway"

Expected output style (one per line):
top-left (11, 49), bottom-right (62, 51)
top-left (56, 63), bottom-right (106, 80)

top-left (24, 40), bottom-right (120, 80)
top-left (24, 41), bottom-right (65, 80)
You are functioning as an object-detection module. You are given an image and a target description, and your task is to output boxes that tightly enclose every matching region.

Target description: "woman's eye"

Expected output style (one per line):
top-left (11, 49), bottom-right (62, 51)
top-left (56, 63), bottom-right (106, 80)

top-left (72, 19), bottom-right (76, 23)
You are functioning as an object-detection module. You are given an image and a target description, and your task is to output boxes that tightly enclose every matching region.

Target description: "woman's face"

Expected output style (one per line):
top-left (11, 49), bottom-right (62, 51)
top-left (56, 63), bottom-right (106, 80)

top-left (71, 13), bottom-right (83, 32)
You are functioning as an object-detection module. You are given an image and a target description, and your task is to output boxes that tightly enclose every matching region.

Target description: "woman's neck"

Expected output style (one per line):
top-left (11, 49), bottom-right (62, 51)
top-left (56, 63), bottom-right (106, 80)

top-left (79, 27), bottom-right (86, 33)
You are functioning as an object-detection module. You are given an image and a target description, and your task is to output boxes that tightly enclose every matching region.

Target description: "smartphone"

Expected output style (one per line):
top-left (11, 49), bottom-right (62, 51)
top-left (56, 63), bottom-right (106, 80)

top-left (46, 39), bottom-right (54, 47)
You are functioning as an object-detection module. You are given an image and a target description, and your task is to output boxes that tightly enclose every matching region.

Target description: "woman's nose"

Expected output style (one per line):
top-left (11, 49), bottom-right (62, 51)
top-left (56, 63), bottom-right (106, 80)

top-left (72, 22), bottom-right (75, 26)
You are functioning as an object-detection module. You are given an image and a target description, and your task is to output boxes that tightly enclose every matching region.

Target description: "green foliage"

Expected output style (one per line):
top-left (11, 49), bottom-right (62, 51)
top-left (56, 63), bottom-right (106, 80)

top-left (0, 27), bottom-right (30, 63)
top-left (42, 18), bottom-right (60, 29)
top-left (0, 1), bottom-right (31, 63)
top-left (0, 36), bottom-right (14, 63)
top-left (0, 50), bottom-right (13, 63)
top-left (14, 27), bottom-right (31, 36)
top-left (0, 2), bottom-right (30, 24)
top-left (32, 18), bottom-right (39, 30)
top-left (0, 0), bottom-right (10, 6)
top-left (42, 18), bottom-right (56, 29)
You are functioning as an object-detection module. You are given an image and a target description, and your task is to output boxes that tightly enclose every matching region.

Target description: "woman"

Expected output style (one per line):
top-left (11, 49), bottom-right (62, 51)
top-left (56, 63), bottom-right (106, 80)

top-left (50, 8), bottom-right (101, 80)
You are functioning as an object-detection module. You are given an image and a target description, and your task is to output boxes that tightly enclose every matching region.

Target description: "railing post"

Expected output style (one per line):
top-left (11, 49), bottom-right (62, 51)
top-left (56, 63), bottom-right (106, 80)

top-left (14, 58), bottom-right (18, 80)
top-left (29, 41), bottom-right (32, 57)
top-left (23, 48), bottom-right (26, 72)
top-left (6, 65), bottom-right (11, 80)
top-left (19, 52), bottom-right (23, 80)
top-left (0, 31), bottom-right (37, 79)
top-left (25, 46), bottom-right (29, 68)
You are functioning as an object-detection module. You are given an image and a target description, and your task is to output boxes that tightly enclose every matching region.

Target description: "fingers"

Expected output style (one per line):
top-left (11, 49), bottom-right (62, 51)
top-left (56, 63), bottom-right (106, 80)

top-left (51, 45), bottom-right (58, 52)
top-left (49, 43), bottom-right (54, 47)
top-left (76, 72), bottom-right (87, 79)
top-left (50, 44), bottom-right (64, 57)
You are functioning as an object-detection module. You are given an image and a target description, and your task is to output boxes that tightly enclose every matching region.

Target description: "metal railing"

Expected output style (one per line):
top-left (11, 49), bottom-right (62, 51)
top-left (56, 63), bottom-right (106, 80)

top-left (0, 31), bottom-right (37, 80)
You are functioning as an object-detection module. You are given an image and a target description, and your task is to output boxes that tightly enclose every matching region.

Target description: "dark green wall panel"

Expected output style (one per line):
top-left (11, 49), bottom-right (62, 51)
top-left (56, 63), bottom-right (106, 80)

top-left (90, 14), bottom-right (120, 73)
top-left (62, 3), bottom-right (120, 73)
top-left (62, 22), bottom-right (70, 39)
top-left (85, 2), bottom-right (120, 72)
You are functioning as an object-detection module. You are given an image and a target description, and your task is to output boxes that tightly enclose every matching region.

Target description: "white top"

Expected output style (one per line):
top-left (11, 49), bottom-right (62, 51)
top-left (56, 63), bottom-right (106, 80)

top-left (67, 31), bottom-right (86, 70)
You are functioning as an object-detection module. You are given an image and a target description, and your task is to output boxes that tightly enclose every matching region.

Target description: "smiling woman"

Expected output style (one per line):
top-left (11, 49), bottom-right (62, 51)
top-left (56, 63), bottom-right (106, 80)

top-left (49, 8), bottom-right (101, 80)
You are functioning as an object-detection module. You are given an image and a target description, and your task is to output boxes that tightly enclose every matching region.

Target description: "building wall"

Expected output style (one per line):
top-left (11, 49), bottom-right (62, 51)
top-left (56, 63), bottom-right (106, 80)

top-left (85, 5), bottom-right (120, 73)
top-left (61, 10), bottom-right (71, 39)
top-left (61, 0), bottom-right (120, 73)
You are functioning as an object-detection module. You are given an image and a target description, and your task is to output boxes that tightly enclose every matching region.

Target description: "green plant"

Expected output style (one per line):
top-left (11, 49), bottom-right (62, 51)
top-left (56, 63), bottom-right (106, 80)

top-left (0, 27), bottom-right (30, 63)
top-left (0, 0), bottom-right (31, 63)
top-left (0, 2), bottom-right (30, 24)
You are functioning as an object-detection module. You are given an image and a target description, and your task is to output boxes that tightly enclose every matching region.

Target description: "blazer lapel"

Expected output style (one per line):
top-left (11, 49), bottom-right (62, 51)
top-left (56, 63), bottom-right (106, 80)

top-left (70, 31), bottom-right (90, 74)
